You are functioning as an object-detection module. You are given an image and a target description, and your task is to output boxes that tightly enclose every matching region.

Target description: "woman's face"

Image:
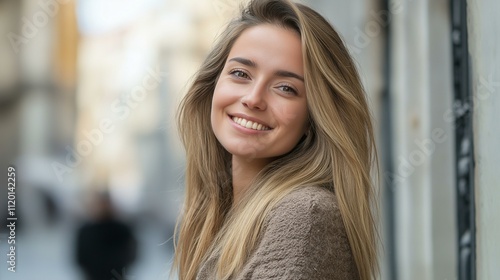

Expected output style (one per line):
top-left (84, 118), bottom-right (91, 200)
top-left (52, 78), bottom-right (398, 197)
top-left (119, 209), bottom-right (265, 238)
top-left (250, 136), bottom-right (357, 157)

top-left (211, 24), bottom-right (309, 164)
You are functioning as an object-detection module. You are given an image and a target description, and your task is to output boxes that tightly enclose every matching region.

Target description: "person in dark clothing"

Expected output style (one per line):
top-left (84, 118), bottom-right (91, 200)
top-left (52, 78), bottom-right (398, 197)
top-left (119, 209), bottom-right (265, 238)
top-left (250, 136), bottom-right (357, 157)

top-left (75, 192), bottom-right (137, 280)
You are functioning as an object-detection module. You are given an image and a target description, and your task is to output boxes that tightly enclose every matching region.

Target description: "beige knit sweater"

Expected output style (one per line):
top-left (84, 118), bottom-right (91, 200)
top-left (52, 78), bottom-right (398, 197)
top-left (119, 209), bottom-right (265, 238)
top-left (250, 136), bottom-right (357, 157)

top-left (196, 186), bottom-right (360, 280)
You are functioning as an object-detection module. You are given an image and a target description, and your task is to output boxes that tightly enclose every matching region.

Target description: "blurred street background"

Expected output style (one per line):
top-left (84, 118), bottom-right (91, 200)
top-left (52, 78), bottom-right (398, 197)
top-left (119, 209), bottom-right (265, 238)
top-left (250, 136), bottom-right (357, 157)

top-left (0, 0), bottom-right (498, 279)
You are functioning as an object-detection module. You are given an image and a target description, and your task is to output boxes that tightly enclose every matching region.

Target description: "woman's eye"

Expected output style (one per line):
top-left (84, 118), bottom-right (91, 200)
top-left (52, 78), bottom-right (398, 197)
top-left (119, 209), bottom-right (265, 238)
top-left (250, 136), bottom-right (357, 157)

top-left (278, 85), bottom-right (297, 95)
top-left (230, 70), bottom-right (249, 79)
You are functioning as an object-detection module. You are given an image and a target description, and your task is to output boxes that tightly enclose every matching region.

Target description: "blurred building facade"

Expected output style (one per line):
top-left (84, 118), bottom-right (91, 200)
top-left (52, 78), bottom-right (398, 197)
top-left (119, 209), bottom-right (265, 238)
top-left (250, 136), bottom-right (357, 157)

top-left (0, 0), bottom-right (498, 279)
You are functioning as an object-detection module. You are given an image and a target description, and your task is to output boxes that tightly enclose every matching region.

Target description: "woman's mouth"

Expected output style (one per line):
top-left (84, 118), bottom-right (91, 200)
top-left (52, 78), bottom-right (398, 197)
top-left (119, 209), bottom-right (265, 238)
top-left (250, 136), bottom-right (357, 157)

top-left (230, 116), bottom-right (271, 131)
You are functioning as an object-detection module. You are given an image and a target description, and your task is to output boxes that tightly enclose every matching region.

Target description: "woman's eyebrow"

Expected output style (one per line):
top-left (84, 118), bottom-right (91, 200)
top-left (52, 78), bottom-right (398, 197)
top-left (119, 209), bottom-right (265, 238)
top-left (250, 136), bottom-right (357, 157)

top-left (275, 70), bottom-right (304, 82)
top-left (228, 57), bottom-right (304, 82)
top-left (228, 57), bottom-right (256, 67)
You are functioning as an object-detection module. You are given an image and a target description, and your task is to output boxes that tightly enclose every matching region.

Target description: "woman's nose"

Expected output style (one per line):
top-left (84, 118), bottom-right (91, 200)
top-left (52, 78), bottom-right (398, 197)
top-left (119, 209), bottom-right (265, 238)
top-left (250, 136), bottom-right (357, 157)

top-left (241, 84), bottom-right (267, 110)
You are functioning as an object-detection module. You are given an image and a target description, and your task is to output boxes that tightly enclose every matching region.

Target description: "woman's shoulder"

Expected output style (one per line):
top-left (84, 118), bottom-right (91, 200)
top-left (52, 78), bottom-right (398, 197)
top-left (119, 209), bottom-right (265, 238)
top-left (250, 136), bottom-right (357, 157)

top-left (264, 185), bottom-right (344, 241)
top-left (236, 186), bottom-right (358, 279)
top-left (268, 185), bottom-right (340, 225)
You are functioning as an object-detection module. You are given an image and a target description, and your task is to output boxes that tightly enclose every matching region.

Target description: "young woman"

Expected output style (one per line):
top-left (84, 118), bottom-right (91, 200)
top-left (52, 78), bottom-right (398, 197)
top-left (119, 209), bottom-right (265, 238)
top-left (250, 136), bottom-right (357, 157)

top-left (174, 0), bottom-right (378, 279)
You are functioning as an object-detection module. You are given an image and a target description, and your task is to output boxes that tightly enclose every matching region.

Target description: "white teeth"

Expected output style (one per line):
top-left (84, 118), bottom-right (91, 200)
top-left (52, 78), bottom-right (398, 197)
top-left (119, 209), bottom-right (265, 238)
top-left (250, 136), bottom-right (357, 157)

top-left (231, 116), bottom-right (270, 131)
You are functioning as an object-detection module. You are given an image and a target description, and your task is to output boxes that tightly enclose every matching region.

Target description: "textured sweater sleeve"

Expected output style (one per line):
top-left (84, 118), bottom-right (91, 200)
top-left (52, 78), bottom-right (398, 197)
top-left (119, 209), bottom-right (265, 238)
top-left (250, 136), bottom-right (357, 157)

top-left (234, 186), bottom-right (359, 280)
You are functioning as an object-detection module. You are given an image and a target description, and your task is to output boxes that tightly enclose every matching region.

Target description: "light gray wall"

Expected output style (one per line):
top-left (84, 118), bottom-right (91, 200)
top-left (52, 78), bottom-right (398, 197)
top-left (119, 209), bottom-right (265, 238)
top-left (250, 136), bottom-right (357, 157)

top-left (468, 0), bottom-right (500, 278)
top-left (389, 0), bottom-right (456, 279)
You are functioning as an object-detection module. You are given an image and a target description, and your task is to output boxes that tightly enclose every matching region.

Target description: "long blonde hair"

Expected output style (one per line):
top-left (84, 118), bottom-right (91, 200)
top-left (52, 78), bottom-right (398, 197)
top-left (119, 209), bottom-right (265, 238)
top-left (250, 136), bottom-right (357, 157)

top-left (174, 0), bottom-right (378, 279)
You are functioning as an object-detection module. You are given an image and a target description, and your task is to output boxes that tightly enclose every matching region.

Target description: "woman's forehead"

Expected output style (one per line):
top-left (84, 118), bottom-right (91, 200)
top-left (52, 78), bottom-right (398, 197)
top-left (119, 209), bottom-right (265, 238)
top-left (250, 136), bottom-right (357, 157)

top-left (226, 24), bottom-right (304, 76)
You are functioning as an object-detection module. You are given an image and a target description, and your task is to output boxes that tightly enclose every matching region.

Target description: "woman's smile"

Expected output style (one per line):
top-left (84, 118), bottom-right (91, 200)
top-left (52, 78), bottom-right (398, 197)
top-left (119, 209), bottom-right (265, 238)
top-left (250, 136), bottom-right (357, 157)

top-left (229, 113), bottom-right (272, 131)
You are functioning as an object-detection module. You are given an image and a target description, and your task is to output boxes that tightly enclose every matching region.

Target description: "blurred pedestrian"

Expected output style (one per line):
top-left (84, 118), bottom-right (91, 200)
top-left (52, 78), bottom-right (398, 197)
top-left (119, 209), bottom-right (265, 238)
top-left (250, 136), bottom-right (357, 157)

top-left (75, 191), bottom-right (137, 280)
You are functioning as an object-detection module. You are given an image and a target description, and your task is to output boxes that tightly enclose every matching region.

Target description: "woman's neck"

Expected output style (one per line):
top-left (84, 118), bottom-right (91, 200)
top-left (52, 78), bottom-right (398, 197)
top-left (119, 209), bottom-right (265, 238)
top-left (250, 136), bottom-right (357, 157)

top-left (231, 156), bottom-right (270, 205)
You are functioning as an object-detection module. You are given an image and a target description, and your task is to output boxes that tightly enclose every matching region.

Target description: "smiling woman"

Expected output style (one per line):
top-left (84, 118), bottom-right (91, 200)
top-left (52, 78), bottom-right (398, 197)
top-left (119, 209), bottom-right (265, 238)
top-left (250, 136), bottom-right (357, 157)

top-left (174, 0), bottom-right (378, 279)
top-left (211, 24), bottom-right (309, 199)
